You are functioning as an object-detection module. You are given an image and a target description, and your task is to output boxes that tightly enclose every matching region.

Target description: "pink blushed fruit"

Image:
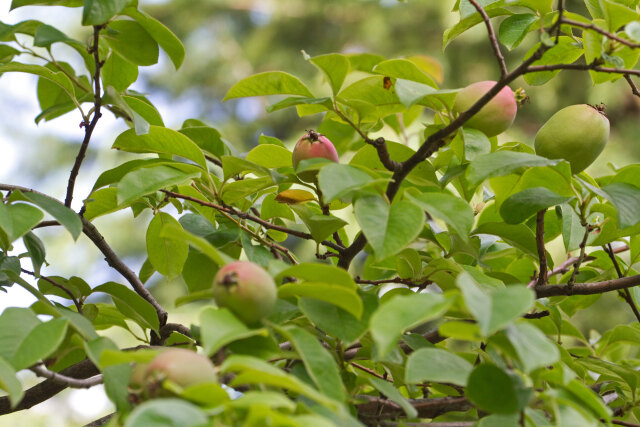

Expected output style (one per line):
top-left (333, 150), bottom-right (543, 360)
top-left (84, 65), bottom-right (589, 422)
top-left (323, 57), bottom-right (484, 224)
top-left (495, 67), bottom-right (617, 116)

top-left (291, 130), bottom-right (339, 182)
top-left (143, 348), bottom-right (217, 397)
top-left (453, 80), bottom-right (518, 137)
top-left (212, 261), bottom-right (277, 325)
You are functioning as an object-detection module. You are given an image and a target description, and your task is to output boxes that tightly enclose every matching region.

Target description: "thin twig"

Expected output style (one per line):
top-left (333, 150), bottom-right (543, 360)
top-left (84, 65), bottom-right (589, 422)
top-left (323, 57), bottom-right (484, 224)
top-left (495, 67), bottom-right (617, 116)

top-left (568, 223), bottom-right (591, 287)
top-left (527, 244), bottom-right (629, 288)
top-left (161, 190), bottom-right (344, 253)
top-left (624, 74), bottom-right (640, 98)
top-left (21, 269), bottom-right (83, 314)
top-left (555, 0), bottom-right (564, 42)
top-left (535, 209), bottom-right (548, 287)
top-left (65, 25), bottom-right (105, 208)
top-left (355, 276), bottom-right (432, 288)
top-left (469, 0), bottom-right (508, 77)
top-left (605, 244), bottom-right (640, 323)
top-left (561, 18), bottom-right (640, 49)
top-left (526, 63), bottom-right (640, 76)
top-left (31, 364), bottom-right (102, 389)
top-left (351, 362), bottom-right (392, 381)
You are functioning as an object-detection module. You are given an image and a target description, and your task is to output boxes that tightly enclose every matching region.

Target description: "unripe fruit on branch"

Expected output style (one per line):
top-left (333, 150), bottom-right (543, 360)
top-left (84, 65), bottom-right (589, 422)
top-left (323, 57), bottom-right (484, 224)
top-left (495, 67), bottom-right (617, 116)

top-left (534, 104), bottom-right (610, 174)
top-left (452, 80), bottom-right (518, 137)
top-left (143, 349), bottom-right (217, 396)
top-left (212, 260), bottom-right (277, 325)
top-left (292, 130), bottom-right (339, 182)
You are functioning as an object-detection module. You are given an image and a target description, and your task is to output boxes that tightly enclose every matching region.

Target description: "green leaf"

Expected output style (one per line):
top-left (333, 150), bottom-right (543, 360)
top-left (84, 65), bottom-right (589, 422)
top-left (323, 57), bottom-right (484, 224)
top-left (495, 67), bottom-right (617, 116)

top-left (600, 183), bottom-right (640, 228)
top-left (498, 14), bottom-right (537, 50)
top-left (500, 187), bottom-right (571, 224)
top-left (159, 222), bottom-right (231, 267)
top-left (298, 292), bottom-right (378, 344)
top-left (113, 126), bottom-right (207, 169)
top-left (367, 375), bottom-right (417, 418)
top-left (355, 196), bottom-right (424, 260)
top-left (473, 222), bottom-right (538, 258)
top-left (560, 203), bottom-right (583, 252)
top-left (278, 282), bottom-right (363, 319)
top-left (104, 20), bottom-right (159, 66)
top-left (602, 0), bottom-right (638, 31)
top-left (506, 322), bottom-right (559, 373)
top-left (221, 355), bottom-right (340, 409)
top-left (350, 140), bottom-right (438, 187)
top-left (407, 191), bottom-right (474, 239)
top-left (0, 202), bottom-right (44, 244)
top-left (281, 326), bottom-right (345, 401)
top-left (123, 96), bottom-right (164, 126)
top-left (0, 308), bottom-right (40, 361)
top-left (82, 0), bottom-right (128, 25)
top-left (146, 213), bottom-right (189, 278)
top-left (182, 248), bottom-right (217, 293)
top-left (12, 190), bottom-right (82, 240)
top-left (0, 63), bottom-right (74, 96)
top-left (124, 398), bottom-right (208, 427)
top-left (85, 338), bottom-right (131, 412)
top-left (310, 53), bottom-right (349, 96)
top-left (220, 177), bottom-right (275, 204)
top-left (289, 204), bottom-right (348, 243)
top-left (11, 318), bottom-right (68, 370)
top-left (246, 144), bottom-right (292, 169)
top-left (523, 37), bottom-right (585, 86)
top-left (457, 272), bottom-right (534, 336)
top-left (276, 263), bottom-right (356, 289)
top-left (626, 21), bottom-right (640, 42)
top-left (33, 24), bottom-right (70, 47)
top-left (467, 151), bottom-right (558, 187)
top-left (102, 53), bottom-right (138, 91)
top-left (0, 357), bottom-right (22, 408)
top-left (373, 58), bottom-right (437, 87)
top-left (224, 71), bottom-right (314, 100)
top-left (370, 292), bottom-right (450, 359)
top-left (179, 126), bottom-right (226, 158)
top-left (200, 307), bottom-right (265, 356)
top-left (317, 163), bottom-right (380, 203)
top-left (23, 232), bottom-right (45, 277)
top-left (444, 8), bottom-right (513, 48)
top-left (93, 282), bottom-right (159, 332)
top-left (124, 8), bottom-right (185, 69)
top-left (117, 164), bottom-right (200, 205)
top-left (467, 364), bottom-right (530, 414)
top-left (405, 347), bottom-right (473, 386)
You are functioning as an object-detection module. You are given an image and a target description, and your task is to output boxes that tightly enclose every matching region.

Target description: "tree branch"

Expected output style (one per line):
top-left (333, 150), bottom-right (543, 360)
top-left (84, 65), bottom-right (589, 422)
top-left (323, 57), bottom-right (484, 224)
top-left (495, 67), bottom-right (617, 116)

top-left (81, 217), bottom-right (167, 330)
top-left (31, 364), bottom-right (102, 388)
top-left (535, 274), bottom-right (640, 297)
top-left (535, 209), bottom-right (547, 287)
top-left (65, 25), bottom-right (105, 208)
top-left (356, 396), bottom-right (471, 420)
top-left (0, 359), bottom-right (99, 415)
top-left (469, 0), bottom-right (508, 77)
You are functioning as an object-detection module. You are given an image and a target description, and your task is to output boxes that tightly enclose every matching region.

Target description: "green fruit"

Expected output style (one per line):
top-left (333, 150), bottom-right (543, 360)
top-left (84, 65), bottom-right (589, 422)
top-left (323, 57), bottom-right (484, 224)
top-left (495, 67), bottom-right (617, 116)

top-left (144, 349), bottom-right (217, 396)
top-left (534, 104), bottom-right (610, 174)
top-left (453, 80), bottom-right (518, 137)
top-left (212, 260), bottom-right (277, 325)
top-left (292, 130), bottom-right (339, 182)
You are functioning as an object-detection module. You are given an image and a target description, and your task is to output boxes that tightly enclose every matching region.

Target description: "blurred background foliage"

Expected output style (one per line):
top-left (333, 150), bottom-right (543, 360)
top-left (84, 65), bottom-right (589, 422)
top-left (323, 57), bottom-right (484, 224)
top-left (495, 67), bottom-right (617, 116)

top-left (0, 0), bottom-right (639, 424)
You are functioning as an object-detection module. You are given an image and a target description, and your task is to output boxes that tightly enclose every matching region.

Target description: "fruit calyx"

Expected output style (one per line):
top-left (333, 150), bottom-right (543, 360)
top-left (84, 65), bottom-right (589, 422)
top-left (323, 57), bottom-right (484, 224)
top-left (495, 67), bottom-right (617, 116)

top-left (587, 102), bottom-right (608, 117)
top-left (305, 129), bottom-right (321, 142)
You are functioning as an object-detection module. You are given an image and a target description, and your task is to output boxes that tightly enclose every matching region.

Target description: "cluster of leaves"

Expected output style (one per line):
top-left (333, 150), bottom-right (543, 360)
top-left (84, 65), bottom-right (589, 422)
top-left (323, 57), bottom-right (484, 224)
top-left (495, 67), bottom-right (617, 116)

top-left (0, 0), bottom-right (640, 426)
